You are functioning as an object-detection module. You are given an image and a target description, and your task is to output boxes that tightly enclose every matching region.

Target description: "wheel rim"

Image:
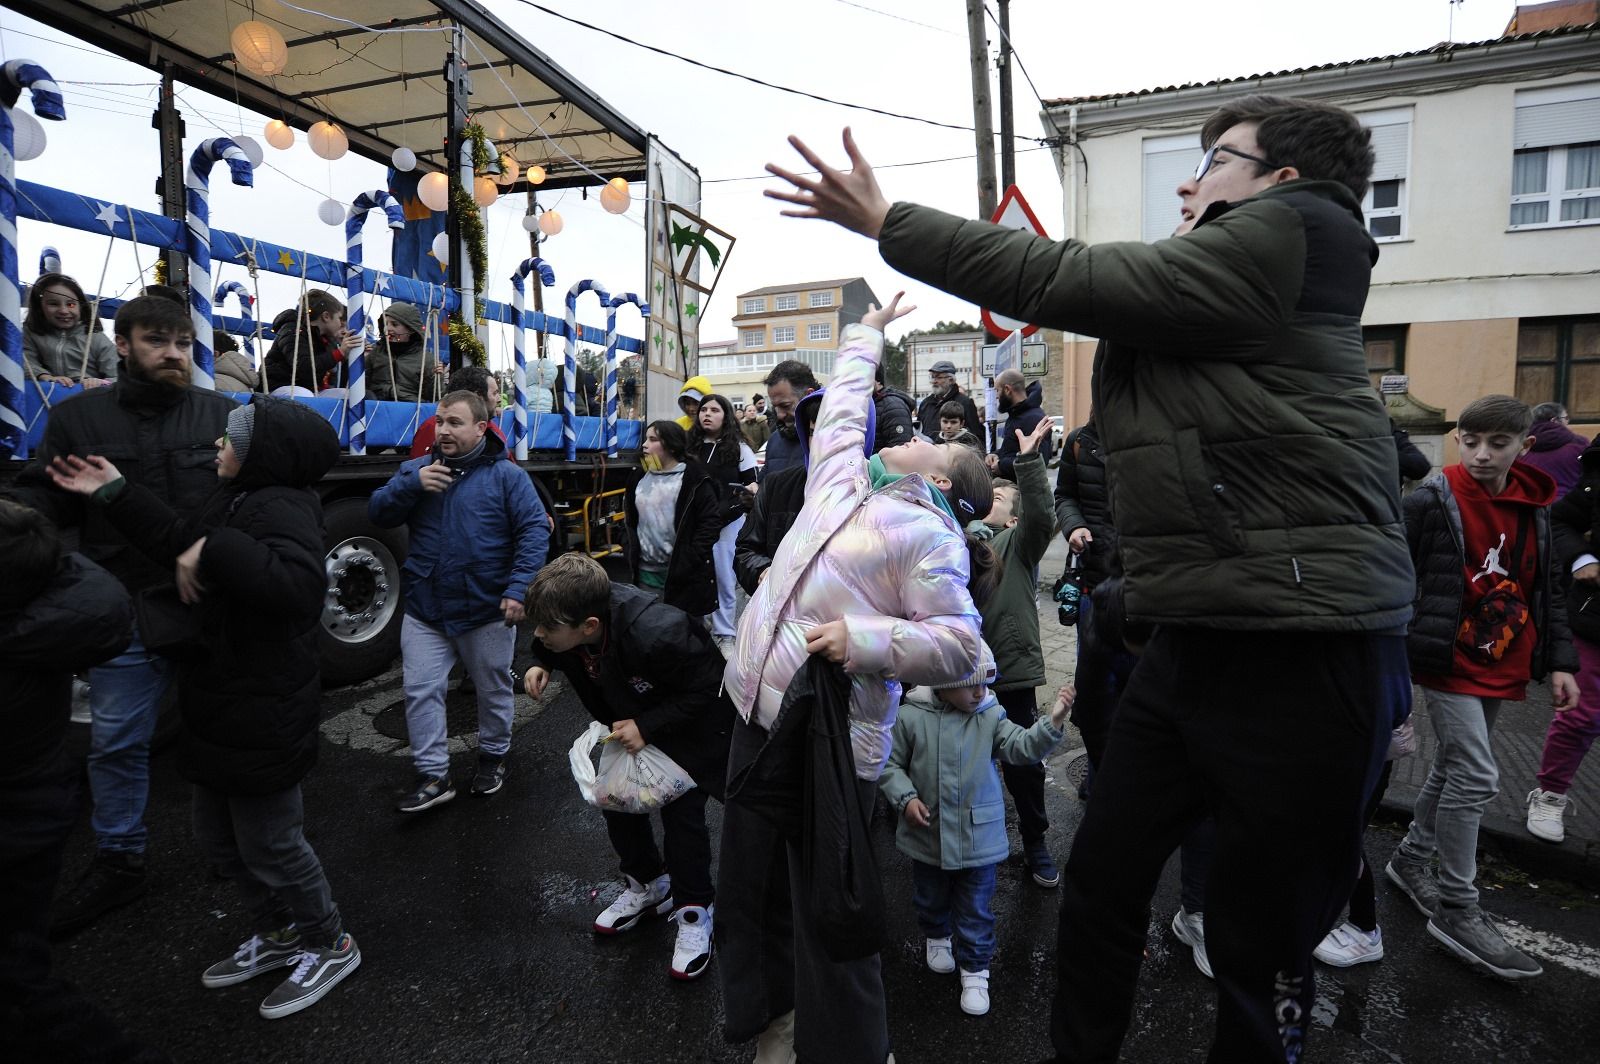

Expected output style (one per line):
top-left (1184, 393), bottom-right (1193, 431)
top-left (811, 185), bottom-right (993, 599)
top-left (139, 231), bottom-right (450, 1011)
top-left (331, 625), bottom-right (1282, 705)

top-left (323, 536), bottom-right (399, 643)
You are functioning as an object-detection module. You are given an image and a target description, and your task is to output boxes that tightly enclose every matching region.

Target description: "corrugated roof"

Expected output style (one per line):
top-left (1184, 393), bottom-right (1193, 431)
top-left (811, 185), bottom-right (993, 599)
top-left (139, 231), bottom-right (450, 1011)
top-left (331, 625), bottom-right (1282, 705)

top-left (1043, 21), bottom-right (1599, 108)
top-left (738, 277), bottom-right (861, 298)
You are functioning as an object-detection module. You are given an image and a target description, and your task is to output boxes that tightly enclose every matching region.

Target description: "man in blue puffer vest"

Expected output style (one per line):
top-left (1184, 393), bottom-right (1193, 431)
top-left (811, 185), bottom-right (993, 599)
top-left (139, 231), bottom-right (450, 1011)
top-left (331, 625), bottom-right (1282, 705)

top-left (371, 389), bottom-right (549, 812)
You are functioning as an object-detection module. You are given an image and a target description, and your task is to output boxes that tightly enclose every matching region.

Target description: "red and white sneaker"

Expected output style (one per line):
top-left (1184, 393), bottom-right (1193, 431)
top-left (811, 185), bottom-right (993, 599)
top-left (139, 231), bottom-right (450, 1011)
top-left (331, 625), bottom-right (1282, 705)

top-left (669, 904), bottom-right (714, 980)
top-left (593, 874), bottom-right (672, 934)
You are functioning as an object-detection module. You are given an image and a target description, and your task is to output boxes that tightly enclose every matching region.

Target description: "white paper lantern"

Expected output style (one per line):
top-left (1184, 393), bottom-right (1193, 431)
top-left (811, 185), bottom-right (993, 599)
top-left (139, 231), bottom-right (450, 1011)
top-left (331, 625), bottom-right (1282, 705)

top-left (263, 119), bottom-right (294, 150)
top-left (417, 172), bottom-right (449, 213)
top-left (495, 155), bottom-right (520, 187)
top-left (520, 214), bottom-right (539, 233)
top-left (307, 121), bottom-right (348, 161)
top-left (599, 177), bottom-right (630, 215)
top-left (10, 109), bottom-right (46, 162)
top-left (231, 20), bottom-right (289, 77)
top-left (391, 146), bottom-right (416, 172)
top-left (232, 134), bottom-right (264, 168)
top-left (430, 231), bottom-right (450, 266)
top-left (538, 210), bottom-right (563, 237)
top-left (526, 164), bottom-right (546, 186)
top-left (317, 198), bottom-right (344, 226)
top-left (472, 176), bottom-right (499, 208)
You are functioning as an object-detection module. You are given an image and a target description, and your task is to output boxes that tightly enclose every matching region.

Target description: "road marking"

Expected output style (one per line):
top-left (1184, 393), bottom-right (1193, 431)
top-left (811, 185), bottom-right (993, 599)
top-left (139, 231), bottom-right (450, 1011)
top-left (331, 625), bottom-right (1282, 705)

top-left (1499, 918), bottom-right (1600, 979)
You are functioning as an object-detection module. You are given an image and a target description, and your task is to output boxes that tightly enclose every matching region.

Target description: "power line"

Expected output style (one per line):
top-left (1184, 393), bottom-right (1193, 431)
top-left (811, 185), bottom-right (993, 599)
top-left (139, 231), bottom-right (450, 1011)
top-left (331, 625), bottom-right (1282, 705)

top-left (505, 0), bottom-right (1052, 144)
top-left (831, 0), bottom-right (964, 36)
top-left (984, 3), bottom-right (1049, 111)
top-left (704, 143), bottom-right (1051, 183)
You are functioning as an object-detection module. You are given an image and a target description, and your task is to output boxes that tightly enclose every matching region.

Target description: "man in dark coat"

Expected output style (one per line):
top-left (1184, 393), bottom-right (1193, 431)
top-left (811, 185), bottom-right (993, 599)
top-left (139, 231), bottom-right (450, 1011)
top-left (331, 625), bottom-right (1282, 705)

top-left (759, 360), bottom-right (819, 480)
top-left (6, 294), bottom-right (235, 937)
top-left (871, 363), bottom-right (914, 453)
top-left (988, 368), bottom-right (1051, 479)
top-left (915, 358), bottom-right (981, 439)
top-left (735, 390), bottom-right (822, 593)
top-left (0, 502), bottom-right (173, 1062)
top-left (47, 397), bottom-right (362, 1020)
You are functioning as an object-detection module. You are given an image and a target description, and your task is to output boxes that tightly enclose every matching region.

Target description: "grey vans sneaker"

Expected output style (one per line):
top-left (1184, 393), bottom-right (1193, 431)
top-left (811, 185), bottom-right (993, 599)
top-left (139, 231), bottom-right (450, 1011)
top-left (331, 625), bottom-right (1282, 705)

top-left (202, 927), bottom-right (303, 988)
top-left (258, 932), bottom-right (361, 1019)
top-left (1428, 905), bottom-right (1542, 980)
top-left (1384, 852), bottom-right (1439, 917)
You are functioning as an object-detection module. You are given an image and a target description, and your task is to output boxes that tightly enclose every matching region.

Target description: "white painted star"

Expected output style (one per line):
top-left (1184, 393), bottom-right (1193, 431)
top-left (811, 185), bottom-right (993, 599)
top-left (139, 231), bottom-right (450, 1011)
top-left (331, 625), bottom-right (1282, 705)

top-left (94, 202), bottom-right (120, 230)
top-left (374, 274), bottom-right (390, 292)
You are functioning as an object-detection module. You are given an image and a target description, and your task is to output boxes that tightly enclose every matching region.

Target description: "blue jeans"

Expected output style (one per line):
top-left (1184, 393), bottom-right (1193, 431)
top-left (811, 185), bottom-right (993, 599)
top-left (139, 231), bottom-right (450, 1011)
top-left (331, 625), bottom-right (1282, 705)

top-left (87, 630), bottom-right (174, 854)
top-left (400, 614), bottom-right (517, 778)
top-left (911, 860), bottom-right (997, 973)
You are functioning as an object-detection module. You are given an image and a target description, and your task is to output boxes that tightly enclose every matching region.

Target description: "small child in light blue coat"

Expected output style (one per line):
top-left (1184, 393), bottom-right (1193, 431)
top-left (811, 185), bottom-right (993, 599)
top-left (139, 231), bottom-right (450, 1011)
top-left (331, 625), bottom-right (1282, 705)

top-left (879, 641), bottom-right (1074, 1017)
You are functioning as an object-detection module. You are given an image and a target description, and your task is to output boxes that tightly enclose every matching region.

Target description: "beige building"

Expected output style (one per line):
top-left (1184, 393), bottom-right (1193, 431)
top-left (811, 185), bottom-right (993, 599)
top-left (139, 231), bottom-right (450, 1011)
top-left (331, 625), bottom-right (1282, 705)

top-left (702, 277), bottom-right (882, 401)
top-left (1038, 11), bottom-right (1600, 446)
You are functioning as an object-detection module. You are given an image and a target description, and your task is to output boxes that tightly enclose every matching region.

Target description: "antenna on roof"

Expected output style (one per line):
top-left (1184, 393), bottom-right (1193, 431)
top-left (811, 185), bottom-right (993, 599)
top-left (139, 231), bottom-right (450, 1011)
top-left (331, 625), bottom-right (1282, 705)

top-left (1448, 0), bottom-right (1466, 43)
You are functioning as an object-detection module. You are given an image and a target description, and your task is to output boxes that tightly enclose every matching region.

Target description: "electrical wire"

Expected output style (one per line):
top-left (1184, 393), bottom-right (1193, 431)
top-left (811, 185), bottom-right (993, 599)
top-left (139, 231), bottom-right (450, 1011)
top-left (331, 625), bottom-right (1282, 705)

top-left (831, 0), bottom-right (964, 36)
top-left (704, 143), bottom-right (1052, 183)
top-left (984, 3), bottom-right (1050, 111)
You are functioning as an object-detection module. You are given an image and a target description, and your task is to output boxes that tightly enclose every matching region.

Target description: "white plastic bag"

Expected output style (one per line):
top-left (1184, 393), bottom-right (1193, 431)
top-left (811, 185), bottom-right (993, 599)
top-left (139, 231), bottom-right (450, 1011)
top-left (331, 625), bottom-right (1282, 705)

top-left (568, 721), bottom-right (695, 814)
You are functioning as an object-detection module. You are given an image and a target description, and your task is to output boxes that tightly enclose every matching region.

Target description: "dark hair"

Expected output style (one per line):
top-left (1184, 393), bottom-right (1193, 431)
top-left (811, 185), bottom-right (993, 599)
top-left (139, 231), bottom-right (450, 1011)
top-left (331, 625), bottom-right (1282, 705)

top-left (1458, 394), bottom-right (1533, 437)
top-left (113, 294), bottom-right (193, 341)
top-left (964, 533), bottom-right (999, 610)
top-left (141, 283), bottom-right (186, 305)
top-left (942, 443), bottom-right (994, 523)
top-left (938, 401), bottom-right (965, 421)
top-left (1531, 402), bottom-right (1568, 424)
top-left (646, 419), bottom-right (690, 462)
top-left (764, 359), bottom-right (819, 392)
top-left (689, 393), bottom-right (742, 450)
top-left (749, 393), bottom-right (764, 405)
top-left (524, 551), bottom-right (611, 629)
top-left (448, 364), bottom-right (495, 400)
top-left (1200, 94), bottom-right (1375, 201)
top-left (992, 477), bottom-right (1022, 519)
top-left (0, 499), bottom-right (61, 609)
top-left (873, 363), bottom-right (886, 386)
top-left (26, 273), bottom-right (101, 335)
top-left (438, 389), bottom-right (489, 423)
top-left (303, 290), bottom-right (344, 321)
top-left (213, 329), bottom-right (239, 354)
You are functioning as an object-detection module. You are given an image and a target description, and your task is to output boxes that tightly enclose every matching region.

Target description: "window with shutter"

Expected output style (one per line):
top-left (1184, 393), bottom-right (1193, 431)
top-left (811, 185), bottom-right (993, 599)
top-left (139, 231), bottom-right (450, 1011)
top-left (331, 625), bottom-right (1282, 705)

top-left (1511, 84), bottom-right (1600, 229)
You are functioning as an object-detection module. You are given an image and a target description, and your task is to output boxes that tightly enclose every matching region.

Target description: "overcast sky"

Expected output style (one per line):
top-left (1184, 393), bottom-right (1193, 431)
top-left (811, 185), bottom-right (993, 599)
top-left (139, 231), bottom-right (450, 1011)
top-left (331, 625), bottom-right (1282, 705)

top-left (5, 0), bottom-right (1516, 363)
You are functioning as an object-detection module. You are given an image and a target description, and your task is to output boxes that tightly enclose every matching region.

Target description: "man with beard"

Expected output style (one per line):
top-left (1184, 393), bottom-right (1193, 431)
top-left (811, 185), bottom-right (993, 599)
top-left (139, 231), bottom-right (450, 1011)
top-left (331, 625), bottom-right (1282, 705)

top-left (916, 359), bottom-right (981, 441)
top-left (988, 367), bottom-right (1051, 480)
top-left (7, 295), bottom-right (236, 936)
top-left (756, 359), bottom-right (819, 481)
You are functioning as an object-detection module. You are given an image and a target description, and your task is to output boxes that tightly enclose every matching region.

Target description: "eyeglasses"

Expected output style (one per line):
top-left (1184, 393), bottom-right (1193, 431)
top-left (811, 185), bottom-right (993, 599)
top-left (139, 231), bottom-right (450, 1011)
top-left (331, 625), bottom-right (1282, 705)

top-left (1193, 144), bottom-right (1283, 182)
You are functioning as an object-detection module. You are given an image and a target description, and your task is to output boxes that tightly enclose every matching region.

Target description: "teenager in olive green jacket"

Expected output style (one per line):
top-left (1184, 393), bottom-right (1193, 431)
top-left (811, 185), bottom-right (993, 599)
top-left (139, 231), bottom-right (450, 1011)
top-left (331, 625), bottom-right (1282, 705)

top-left (970, 419), bottom-right (1060, 885)
top-left (766, 96), bottom-right (1415, 1064)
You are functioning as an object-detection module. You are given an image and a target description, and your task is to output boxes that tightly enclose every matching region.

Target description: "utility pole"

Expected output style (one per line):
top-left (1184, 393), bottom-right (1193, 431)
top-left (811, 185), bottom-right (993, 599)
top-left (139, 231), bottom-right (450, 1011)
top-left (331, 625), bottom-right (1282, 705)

top-left (997, 0), bottom-right (1015, 192)
top-left (965, 0), bottom-right (997, 218)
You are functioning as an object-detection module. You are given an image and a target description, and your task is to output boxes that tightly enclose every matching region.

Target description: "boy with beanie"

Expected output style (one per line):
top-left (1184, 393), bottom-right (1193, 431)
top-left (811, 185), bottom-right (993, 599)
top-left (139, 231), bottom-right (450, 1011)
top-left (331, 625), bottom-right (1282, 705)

top-left (879, 641), bottom-right (1073, 1016)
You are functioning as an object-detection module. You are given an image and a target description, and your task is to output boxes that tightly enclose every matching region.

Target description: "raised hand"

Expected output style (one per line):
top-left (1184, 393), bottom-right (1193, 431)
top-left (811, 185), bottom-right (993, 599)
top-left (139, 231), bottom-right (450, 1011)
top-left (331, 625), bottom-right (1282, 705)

top-left (765, 128), bottom-right (893, 240)
top-left (1016, 418), bottom-right (1052, 456)
top-left (47, 453), bottom-right (123, 495)
top-left (862, 291), bottom-right (915, 333)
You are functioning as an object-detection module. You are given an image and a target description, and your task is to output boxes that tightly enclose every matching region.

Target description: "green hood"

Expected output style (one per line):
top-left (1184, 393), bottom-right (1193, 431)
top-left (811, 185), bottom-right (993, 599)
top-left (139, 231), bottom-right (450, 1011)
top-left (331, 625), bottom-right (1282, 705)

top-left (868, 453), bottom-right (959, 524)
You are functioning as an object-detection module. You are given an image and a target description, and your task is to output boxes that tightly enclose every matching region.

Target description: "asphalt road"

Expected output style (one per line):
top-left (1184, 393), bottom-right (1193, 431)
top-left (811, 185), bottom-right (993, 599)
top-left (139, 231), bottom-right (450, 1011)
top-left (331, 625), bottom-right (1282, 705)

top-left (49, 667), bottom-right (1600, 1064)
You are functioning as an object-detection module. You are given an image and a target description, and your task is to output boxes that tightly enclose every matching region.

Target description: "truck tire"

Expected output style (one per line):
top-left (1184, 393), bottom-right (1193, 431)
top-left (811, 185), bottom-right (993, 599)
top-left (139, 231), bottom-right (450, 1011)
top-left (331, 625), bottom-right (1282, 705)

top-left (319, 497), bottom-right (408, 688)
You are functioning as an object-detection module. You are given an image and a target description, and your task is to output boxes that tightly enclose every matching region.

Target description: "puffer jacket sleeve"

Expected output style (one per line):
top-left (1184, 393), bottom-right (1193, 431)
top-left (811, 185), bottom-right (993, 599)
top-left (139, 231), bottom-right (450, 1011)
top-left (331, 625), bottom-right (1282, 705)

top-left (733, 483), bottom-right (775, 595)
top-left (368, 461), bottom-right (427, 527)
top-left (0, 554), bottom-right (132, 672)
top-left (1053, 433), bottom-right (1088, 538)
top-left (879, 200), bottom-right (1298, 354)
top-left (807, 323), bottom-right (881, 498)
top-left (199, 492), bottom-right (324, 621)
top-left (1013, 452), bottom-right (1057, 568)
top-left (845, 520), bottom-right (982, 686)
top-left (1538, 508), bottom-right (1580, 677)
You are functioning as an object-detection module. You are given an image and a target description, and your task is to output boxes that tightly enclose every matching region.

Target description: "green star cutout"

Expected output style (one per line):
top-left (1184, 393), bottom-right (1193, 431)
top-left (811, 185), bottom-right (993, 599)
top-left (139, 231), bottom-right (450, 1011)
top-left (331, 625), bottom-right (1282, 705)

top-left (653, 333), bottom-right (663, 349)
top-left (684, 301), bottom-right (699, 318)
top-left (667, 338), bottom-right (676, 354)
top-left (654, 278), bottom-right (665, 298)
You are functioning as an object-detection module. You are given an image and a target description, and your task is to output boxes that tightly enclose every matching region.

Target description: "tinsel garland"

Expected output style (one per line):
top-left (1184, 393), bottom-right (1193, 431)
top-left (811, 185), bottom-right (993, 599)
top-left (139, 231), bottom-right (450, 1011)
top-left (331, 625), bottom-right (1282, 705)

top-left (446, 122), bottom-right (493, 367)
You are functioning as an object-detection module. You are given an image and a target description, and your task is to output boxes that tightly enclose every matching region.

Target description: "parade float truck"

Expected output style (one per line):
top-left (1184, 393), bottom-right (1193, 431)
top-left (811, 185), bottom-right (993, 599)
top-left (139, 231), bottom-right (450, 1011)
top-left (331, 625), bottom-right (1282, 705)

top-left (0, 1), bottom-right (726, 685)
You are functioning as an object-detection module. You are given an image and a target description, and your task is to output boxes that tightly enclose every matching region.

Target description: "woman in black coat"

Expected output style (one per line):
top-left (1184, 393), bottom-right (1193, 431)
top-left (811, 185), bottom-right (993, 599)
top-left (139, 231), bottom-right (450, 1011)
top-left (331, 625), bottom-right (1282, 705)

top-left (624, 419), bottom-right (721, 619)
top-left (48, 397), bottom-right (362, 1019)
top-left (688, 394), bottom-right (758, 645)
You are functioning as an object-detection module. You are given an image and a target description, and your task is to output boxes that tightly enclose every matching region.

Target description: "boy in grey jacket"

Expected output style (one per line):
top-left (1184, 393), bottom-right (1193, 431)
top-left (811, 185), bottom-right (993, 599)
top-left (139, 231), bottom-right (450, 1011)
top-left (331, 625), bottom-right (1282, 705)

top-left (879, 642), bottom-right (1072, 1017)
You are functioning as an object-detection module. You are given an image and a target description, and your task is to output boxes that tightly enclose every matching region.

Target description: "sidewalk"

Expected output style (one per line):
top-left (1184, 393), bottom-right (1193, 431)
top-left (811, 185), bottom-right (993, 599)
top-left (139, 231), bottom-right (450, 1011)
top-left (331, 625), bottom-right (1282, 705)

top-left (1032, 536), bottom-right (1600, 887)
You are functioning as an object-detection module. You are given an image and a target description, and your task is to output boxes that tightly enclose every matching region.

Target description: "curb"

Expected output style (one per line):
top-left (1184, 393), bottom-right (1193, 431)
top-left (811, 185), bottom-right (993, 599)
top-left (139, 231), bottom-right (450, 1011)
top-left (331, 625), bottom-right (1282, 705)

top-left (1378, 791), bottom-right (1600, 890)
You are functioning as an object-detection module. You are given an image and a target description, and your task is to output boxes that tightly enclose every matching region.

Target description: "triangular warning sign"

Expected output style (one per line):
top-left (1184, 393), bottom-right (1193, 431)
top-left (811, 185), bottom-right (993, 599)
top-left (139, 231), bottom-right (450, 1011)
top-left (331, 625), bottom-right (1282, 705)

top-left (980, 184), bottom-right (1049, 341)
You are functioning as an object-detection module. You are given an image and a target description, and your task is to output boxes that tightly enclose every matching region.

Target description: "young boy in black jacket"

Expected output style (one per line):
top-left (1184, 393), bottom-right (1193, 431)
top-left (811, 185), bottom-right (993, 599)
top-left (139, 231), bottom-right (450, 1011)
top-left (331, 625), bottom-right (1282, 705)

top-left (519, 553), bottom-right (734, 981)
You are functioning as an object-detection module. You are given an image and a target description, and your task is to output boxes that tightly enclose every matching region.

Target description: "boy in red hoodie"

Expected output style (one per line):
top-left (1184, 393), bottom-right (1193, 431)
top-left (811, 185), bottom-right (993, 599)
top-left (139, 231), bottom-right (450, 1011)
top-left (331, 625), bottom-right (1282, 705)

top-left (1387, 394), bottom-right (1579, 980)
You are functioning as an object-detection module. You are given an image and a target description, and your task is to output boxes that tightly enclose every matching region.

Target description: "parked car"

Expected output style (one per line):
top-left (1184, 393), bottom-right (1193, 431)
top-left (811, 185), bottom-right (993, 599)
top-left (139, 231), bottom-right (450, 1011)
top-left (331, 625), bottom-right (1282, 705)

top-left (1046, 415), bottom-right (1066, 466)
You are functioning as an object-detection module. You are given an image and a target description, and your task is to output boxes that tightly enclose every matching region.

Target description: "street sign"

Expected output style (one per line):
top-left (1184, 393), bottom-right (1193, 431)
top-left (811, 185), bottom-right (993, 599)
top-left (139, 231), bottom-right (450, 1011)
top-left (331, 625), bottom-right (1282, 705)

top-left (983, 341), bottom-right (1048, 377)
top-left (979, 184), bottom-right (1049, 341)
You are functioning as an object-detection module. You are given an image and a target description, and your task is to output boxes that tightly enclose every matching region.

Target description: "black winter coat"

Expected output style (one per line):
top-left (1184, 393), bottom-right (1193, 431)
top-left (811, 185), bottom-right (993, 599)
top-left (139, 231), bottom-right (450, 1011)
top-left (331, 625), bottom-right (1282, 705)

top-left (263, 308), bottom-right (340, 393)
top-left (916, 386), bottom-right (981, 441)
top-left (2, 554), bottom-right (132, 790)
top-left (734, 464), bottom-right (807, 595)
top-left (872, 388), bottom-right (915, 453)
top-left (1392, 420), bottom-right (1432, 486)
top-left (1551, 441), bottom-right (1600, 644)
top-left (993, 380), bottom-right (1051, 479)
top-left (695, 435), bottom-right (756, 526)
top-left (99, 398), bottom-right (340, 794)
top-left (1054, 423), bottom-right (1116, 590)
top-left (1403, 472), bottom-right (1577, 681)
top-left (519, 583), bottom-right (734, 795)
top-left (624, 460), bottom-right (721, 617)
top-left (8, 375), bottom-right (236, 596)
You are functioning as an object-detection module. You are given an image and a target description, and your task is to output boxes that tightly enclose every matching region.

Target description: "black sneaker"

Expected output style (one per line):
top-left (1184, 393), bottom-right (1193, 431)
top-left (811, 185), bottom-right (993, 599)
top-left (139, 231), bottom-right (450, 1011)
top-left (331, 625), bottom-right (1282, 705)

top-left (258, 932), bottom-right (361, 1019)
top-left (396, 774), bottom-right (456, 814)
top-left (1023, 840), bottom-right (1060, 889)
top-left (471, 756), bottom-right (508, 796)
top-left (202, 927), bottom-right (303, 988)
top-left (49, 851), bottom-right (147, 939)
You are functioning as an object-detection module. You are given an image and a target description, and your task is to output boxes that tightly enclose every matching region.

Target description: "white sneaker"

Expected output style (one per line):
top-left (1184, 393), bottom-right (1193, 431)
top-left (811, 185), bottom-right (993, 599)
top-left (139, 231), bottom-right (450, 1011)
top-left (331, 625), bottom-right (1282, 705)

top-left (1526, 789), bottom-right (1570, 844)
top-left (1170, 908), bottom-right (1214, 979)
top-left (753, 1010), bottom-right (797, 1064)
top-left (593, 874), bottom-right (672, 934)
top-left (669, 904), bottom-right (714, 980)
top-left (958, 969), bottom-right (990, 1016)
top-left (925, 935), bottom-right (956, 974)
top-left (1313, 921), bottom-right (1384, 967)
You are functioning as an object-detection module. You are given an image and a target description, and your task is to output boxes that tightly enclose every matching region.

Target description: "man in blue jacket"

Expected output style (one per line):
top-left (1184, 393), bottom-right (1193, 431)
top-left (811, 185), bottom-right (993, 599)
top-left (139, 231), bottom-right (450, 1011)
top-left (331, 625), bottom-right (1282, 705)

top-left (370, 390), bottom-right (549, 812)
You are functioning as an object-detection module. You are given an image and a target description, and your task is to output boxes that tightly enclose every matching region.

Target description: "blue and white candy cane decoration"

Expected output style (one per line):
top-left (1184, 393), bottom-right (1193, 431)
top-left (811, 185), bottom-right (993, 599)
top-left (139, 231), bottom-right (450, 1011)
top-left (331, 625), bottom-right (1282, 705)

top-left (562, 279), bottom-right (610, 462)
top-left (185, 138), bottom-right (253, 390)
top-left (0, 60), bottom-right (65, 461)
top-left (343, 191), bottom-right (405, 455)
top-left (213, 280), bottom-right (255, 356)
top-left (39, 246), bottom-right (60, 275)
top-left (604, 293), bottom-right (650, 457)
top-left (509, 256), bottom-right (556, 460)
